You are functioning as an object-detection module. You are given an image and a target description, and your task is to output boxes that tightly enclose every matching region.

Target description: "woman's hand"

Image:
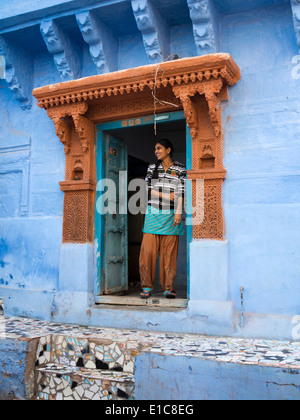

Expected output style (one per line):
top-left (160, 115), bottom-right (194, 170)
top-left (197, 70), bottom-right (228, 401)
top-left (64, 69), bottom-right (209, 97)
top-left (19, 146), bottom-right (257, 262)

top-left (152, 191), bottom-right (177, 205)
top-left (169, 192), bottom-right (175, 202)
top-left (173, 214), bottom-right (182, 227)
top-left (156, 192), bottom-right (175, 202)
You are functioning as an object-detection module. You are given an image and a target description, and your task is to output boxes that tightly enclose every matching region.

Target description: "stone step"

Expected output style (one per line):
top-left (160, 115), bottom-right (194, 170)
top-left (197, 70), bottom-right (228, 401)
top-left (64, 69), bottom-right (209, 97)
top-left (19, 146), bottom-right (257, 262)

top-left (34, 333), bottom-right (138, 400)
top-left (36, 364), bottom-right (135, 400)
top-left (35, 334), bottom-right (137, 374)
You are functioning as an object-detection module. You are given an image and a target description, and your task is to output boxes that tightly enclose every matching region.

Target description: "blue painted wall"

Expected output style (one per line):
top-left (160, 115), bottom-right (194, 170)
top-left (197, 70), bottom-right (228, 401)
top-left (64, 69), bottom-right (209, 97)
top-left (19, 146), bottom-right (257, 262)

top-left (135, 353), bottom-right (300, 400)
top-left (220, 3), bottom-right (300, 318)
top-left (0, 338), bottom-right (31, 400)
top-left (0, 0), bottom-right (299, 339)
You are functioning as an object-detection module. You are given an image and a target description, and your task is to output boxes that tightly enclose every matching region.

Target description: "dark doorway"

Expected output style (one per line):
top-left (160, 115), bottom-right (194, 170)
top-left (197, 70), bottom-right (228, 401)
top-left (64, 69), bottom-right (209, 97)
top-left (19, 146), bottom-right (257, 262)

top-left (106, 118), bottom-right (187, 299)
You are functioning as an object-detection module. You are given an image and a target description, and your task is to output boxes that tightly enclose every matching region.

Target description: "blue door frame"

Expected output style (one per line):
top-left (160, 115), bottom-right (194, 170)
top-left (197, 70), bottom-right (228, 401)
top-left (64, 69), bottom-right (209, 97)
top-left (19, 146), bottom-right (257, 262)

top-left (95, 111), bottom-right (192, 298)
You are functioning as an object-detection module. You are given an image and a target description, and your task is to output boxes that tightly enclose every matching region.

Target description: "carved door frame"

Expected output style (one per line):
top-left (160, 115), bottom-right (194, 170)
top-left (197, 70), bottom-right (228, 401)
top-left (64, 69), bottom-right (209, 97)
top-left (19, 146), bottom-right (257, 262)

top-left (33, 54), bottom-right (240, 244)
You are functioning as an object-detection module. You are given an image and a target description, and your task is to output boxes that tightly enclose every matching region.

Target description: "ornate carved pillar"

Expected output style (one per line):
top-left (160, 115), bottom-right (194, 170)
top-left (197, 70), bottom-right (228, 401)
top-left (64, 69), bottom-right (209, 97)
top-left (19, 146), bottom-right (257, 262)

top-left (47, 103), bottom-right (96, 243)
top-left (173, 77), bottom-right (228, 239)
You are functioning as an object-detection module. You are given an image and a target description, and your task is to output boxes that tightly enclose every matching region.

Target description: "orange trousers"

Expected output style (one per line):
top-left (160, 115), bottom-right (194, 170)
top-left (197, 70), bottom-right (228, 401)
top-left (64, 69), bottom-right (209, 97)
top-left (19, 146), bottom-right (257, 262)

top-left (139, 233), bottom-right (179, 292)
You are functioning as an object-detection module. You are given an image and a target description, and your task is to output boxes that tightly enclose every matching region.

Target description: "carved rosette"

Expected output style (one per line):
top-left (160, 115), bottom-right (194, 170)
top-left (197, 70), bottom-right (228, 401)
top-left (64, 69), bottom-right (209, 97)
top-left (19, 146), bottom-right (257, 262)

top-left (33, 54), bottom-right (240, 243)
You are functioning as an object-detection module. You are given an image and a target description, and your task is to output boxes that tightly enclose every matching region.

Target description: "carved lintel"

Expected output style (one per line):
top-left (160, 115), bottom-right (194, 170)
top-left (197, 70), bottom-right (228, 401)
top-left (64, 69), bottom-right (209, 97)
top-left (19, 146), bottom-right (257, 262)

top-left (33, 55), bottom-right (240, 110)
top-left (72, 114), bottom-right (95, 153)
top-left (52, 117), bottom-right (72, 154)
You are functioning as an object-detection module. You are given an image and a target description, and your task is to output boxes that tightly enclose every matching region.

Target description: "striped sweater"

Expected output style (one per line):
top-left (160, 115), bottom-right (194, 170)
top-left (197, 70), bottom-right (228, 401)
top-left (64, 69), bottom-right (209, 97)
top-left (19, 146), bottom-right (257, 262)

top-left (145, 161), bottom-right (186, 210)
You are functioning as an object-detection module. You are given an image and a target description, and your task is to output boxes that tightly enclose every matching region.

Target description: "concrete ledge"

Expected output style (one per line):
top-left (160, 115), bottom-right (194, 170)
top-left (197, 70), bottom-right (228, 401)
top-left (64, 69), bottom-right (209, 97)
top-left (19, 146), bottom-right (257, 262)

top-left (51, 291), bottom-right (94, 323)
top-left (0, 288), bottom-right (54, 320)
top-left (187, 299), bottom-right (237, 335)
top-left (2, 288), bottom-right (296, 341)
top-left (238, 312), bottom-right (299, 341)
top-left (135, 353), bottom-right (300, 400)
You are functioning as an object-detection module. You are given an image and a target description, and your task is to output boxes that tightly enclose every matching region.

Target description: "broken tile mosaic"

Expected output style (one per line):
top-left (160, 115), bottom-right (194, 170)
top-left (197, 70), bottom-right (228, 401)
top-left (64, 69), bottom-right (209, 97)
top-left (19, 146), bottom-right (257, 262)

top-left (36, 365), bottom-right (134, 400)
top-left (1, 315), bottom-right (300, 400)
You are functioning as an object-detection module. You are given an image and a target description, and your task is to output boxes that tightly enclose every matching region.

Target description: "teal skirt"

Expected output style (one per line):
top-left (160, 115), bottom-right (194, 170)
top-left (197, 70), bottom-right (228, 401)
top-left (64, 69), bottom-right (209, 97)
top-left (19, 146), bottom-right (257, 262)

top-left (143, 206), bottom-right (184, 236)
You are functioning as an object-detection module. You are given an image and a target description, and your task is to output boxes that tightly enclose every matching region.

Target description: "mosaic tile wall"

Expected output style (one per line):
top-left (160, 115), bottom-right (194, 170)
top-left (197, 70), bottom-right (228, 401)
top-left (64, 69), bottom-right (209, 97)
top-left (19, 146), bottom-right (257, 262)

top-left (37, 365), bottom-right (134, 401)
top-left (34, 334), bottom-right (137, 400)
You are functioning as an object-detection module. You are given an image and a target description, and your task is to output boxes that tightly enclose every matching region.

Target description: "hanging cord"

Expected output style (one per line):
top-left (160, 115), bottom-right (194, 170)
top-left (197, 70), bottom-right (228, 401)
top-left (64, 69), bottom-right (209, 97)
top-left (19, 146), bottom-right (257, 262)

top-left (152, 55), bottom-right (180, 135)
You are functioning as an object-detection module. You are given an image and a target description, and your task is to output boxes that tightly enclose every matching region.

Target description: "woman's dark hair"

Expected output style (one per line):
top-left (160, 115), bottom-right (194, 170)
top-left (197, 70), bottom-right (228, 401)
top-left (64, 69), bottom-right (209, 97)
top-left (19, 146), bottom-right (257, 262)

top-left (152, 139), bottom-right (175, 179)
top-left (156, 139), bottom-right (175, 157)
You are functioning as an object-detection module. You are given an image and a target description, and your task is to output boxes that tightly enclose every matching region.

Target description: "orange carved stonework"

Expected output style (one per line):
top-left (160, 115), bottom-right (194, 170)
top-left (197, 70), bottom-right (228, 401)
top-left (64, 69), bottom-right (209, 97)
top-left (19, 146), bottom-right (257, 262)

top-left (33, 54), bottom-right (240, 243)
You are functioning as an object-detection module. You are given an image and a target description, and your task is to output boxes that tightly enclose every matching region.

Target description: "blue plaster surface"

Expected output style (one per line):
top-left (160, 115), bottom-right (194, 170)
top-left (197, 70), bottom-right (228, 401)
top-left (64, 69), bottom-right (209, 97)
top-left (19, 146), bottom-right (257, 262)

top-left (0, 0), bottom-right (299, 340)
top-left (190, 240), bottom-right (229, 302)
top-left (59, 244), bottom-right (94, 293)
top-left (213, 0), bottom-right (290, 15)
top-left (0, 217), bottom-right (61, 320)
top-left (220, 4), bottom-right (300, 319)
top-left (135, 353), bottom-right (300, 400)
top-left (0, 339), bottom-right (29, 400)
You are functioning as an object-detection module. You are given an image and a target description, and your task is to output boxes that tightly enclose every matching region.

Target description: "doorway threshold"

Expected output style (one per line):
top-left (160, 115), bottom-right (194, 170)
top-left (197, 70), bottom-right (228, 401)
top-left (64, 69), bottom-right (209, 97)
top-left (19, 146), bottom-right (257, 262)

top-left (95, 295), bottom-right (188, 309)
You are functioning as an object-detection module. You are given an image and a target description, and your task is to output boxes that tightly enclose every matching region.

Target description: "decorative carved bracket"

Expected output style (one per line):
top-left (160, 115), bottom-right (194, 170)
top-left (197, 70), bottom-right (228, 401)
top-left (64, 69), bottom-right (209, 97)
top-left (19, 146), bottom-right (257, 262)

top-left (52, 117), bottom-right (72, 154)
top-left (47, 102), bottom-right (89, 154)
top-left (204, 90), bottom-right (222, 138)
top-left (173, 77), bottom-right (223, 140)
top-left (187, 0), bottom-right (218, 55)
top-left (40, 19), bottom-right (81, 81)
top-left (76, 11), bottom-right (118, 74)
top-left (33, 54), bottom-right (240, 242)
top-left (131, 0), bottom-right (170, 63)
top-left (0, 36), bottom-right (33, 110)
top-left (72, 114), bottom-right (95, 153)
top-left (291, 0), bottom-right (300, 51)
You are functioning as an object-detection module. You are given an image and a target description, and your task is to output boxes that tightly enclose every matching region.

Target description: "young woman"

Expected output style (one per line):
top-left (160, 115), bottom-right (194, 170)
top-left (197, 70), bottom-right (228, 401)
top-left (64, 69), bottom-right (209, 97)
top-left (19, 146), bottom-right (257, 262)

top-left (139, 139), bottom-right (186, 299)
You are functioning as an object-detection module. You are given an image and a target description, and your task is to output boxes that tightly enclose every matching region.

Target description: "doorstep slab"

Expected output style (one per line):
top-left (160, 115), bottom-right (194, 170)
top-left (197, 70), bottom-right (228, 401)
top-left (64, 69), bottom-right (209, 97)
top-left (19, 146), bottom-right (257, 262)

top-left (95, 295), bottom-right (188, 308)
top-left (2, 315), bottom-right (300, 370)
